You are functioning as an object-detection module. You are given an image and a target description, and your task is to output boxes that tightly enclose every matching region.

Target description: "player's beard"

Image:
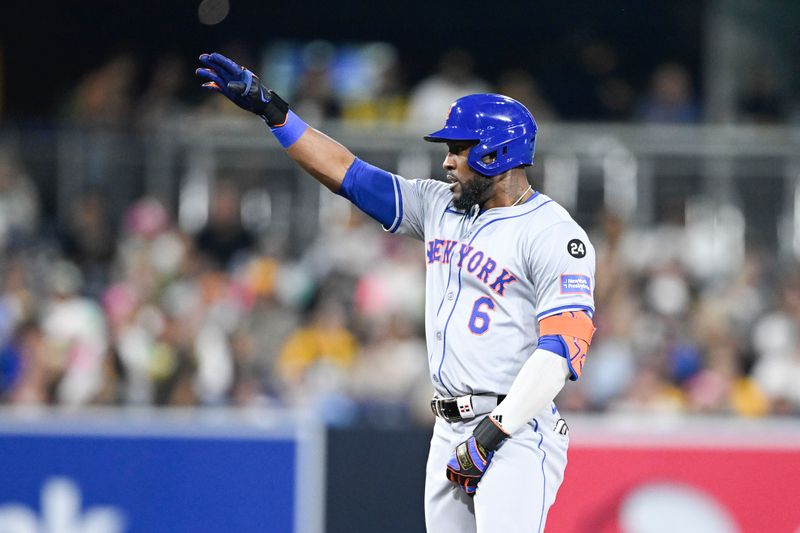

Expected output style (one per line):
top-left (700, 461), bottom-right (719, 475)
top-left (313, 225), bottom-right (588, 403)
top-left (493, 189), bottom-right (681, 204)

top-left (452, 173), bottom-right (493, 211)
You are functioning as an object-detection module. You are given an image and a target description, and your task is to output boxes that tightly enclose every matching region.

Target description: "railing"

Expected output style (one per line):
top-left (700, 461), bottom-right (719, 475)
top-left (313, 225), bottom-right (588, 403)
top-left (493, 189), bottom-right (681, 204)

top-left (3, 120), bottom-right (799, 260)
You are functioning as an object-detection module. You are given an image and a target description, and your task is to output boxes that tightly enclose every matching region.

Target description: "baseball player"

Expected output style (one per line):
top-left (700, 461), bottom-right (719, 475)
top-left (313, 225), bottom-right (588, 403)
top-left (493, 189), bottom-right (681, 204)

top-left (196, 52), bottom-right (596, 533)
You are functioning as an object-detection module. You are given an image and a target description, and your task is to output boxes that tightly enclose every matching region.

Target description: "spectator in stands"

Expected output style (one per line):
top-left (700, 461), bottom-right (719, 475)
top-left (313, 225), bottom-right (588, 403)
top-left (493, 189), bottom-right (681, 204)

top-left (348, 312), bottom-right (429, 423)
top-left (136, 54), bottom-right (190, 130)
top-left (0, 321), bottom-right (49, 405)
top-left (579, 41), bottom-right (635, 121)
top-left (407, 48), bottom-right (490, 131)
top-left (117, 196), bottom-right (184, 292)
top-left (636, 62), bottom-right (701, 123)
top-left (65, 54), bottom-right (142, 207)
top-left (343, 51), bottom-right (408, 124)
top-left (59, 190), bottom-right (116, 297)
top-left (0, 148), bottom-right (40, 249)
top-left (106, 197), bottom-right (188, 405)
top-left (69, 52), bottom-right (138, 126)
top-left (291, 41), bottom-right (342, 123)
top-left (230, 256), bottom-right (301, 402)
top-left (751, 273), bottom-right (800, 414)
top-left (495, 69), bottom-right (558, 122)
top-left (194, 181), bottom-right (256, 271)
top-left (276, 296), bottom-right (358, 405)
top-left (292, 64), bottom-right (342, 123)
top-left (40, 260), bottom-right (109, 406)
top-left (538, 39), bottom-right (634, 121)
top-left (737, 66), bottom-right (786, 124)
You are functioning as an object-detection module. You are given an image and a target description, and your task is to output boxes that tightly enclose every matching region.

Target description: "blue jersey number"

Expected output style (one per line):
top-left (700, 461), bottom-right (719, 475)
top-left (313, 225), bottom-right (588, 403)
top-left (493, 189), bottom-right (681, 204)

top-left (468, 297), bottom-right (496, 335)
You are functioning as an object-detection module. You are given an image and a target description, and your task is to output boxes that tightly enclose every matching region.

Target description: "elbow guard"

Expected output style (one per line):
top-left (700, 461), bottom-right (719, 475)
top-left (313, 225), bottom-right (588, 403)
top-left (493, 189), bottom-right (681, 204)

top-left (538, 311), bottom-right (596, 380)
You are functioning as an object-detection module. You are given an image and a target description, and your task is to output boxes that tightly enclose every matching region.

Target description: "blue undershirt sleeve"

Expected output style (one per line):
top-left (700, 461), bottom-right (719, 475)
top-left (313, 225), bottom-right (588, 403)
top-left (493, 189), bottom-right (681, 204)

top-left (538, 334), bottom-right (580, 381)
top-left (537, 335), bottom-right (568, 358)
top-left (338, 158), bottom-right (402, 232)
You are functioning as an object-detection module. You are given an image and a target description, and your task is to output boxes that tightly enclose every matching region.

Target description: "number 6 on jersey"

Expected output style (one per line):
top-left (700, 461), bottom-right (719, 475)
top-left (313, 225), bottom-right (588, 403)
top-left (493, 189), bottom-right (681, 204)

top-left (468, 296), bottom-right (496, 335)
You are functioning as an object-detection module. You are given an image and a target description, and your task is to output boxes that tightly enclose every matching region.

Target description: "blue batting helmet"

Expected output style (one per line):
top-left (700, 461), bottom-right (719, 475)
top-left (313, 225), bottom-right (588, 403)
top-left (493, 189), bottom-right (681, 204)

top-left (424, 93), bottom-right (537, 176)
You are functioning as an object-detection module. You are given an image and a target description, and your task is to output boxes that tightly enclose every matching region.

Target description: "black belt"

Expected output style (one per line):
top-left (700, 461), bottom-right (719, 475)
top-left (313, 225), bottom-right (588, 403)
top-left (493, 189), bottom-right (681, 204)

top-left (430, 394), bottom-right (506, 422)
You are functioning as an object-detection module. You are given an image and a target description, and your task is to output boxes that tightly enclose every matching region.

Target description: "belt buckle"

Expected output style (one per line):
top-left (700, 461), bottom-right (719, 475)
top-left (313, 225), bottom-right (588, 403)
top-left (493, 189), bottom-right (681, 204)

top-left (430, 397), bottom-right (460, 422)
top-left (442, 399), bottom-right (459, 422)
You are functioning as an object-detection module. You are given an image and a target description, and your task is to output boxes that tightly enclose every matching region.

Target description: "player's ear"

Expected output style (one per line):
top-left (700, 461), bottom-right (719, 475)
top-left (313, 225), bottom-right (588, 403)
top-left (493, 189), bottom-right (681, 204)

top-left (481, 152), bottom-right (497, 164)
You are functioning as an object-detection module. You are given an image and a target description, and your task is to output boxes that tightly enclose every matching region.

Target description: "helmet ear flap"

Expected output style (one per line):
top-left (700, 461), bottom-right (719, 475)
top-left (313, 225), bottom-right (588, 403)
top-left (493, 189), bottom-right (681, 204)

top-left (467, 143), bottom-right (497, 176)
top-left (468, 133), bottom-right (534, 176)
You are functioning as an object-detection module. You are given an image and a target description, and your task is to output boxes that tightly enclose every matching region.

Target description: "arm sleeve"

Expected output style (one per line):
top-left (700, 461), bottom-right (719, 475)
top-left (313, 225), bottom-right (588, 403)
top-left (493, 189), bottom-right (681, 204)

top-left (338, 158), bottom-right (402, 231)
top-left (489, 348), bottom-right (570, 436)
top-left (537, 310), bottom-right (595, 381)
top-left (529, 221), bottom-right (596, 320)
top-left (338, 157), bottom-right (450, 241)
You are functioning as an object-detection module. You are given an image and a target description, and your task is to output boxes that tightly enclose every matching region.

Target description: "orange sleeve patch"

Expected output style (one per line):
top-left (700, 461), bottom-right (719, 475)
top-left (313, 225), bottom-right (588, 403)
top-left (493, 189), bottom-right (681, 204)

top-left (539, 311), bottom-right (596, 379)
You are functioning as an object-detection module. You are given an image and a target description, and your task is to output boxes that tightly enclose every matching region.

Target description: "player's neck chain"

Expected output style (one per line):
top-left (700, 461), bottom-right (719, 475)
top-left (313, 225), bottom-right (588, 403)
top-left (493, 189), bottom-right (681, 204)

top-left (510, 185), bottom-right (533, 207)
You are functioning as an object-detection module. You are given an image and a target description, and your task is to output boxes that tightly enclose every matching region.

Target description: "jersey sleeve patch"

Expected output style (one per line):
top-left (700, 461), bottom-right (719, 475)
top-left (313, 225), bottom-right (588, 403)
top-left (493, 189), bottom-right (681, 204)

top-left (560, 274), bottom-right (591, 295)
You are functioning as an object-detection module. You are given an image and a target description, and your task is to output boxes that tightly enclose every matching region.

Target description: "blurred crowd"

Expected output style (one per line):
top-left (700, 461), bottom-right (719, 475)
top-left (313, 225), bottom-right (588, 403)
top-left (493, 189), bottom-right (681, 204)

top-left (0, 39), bottom-right (798, 423)
top-left (561, 212), bottom-right (800, 417)
top-left (0, 142), bottom-right (799, 423)
top-left (0, 148), bottom-right (434, 423)
top-left (56, 40), bottom-right (796, 131)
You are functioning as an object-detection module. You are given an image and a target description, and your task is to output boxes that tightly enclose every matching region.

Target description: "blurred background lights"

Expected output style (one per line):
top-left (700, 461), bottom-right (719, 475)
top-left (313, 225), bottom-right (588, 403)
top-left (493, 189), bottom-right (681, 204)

top-left (197, 0), bottom-right (230, 25)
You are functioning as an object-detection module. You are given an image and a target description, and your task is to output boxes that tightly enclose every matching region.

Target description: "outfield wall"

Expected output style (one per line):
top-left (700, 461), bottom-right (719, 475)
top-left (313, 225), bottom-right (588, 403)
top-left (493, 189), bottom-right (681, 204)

top-left (0, 408), bottom-right (325, 533)
top-left (548, 416), bottom-right (800, 533)
top-left (1, 410), bottom-right (799, 533)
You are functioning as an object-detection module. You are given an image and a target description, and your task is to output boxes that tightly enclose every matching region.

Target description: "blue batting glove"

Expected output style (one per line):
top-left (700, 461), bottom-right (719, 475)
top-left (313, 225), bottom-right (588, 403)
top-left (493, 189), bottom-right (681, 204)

top-left (446, 435), bottom-right (494, 496)
top-left (445, 416), bottom-right (508, 496)
top-left (196, 52), bottom-right (289, 126)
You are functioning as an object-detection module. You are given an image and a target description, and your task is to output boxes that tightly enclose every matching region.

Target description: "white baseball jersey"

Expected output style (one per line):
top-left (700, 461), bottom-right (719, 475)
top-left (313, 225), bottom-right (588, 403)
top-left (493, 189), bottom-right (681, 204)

top-left (383, 176), bottom-right (595, 397)
top-left (339, 157), bottom-right (594, 532)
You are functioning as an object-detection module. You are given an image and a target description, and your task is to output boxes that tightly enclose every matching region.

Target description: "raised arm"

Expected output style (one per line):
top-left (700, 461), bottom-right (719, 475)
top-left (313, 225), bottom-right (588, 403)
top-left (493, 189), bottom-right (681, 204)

top-left (196, 52), bottom-right (353, 192)
top-left (286, 128), bottom-right (354, 193)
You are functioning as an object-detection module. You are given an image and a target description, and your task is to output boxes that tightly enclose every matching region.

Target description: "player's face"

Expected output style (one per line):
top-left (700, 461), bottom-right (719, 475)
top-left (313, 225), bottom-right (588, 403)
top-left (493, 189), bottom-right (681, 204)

top-left (444, 141), bottom-right (492, 211)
